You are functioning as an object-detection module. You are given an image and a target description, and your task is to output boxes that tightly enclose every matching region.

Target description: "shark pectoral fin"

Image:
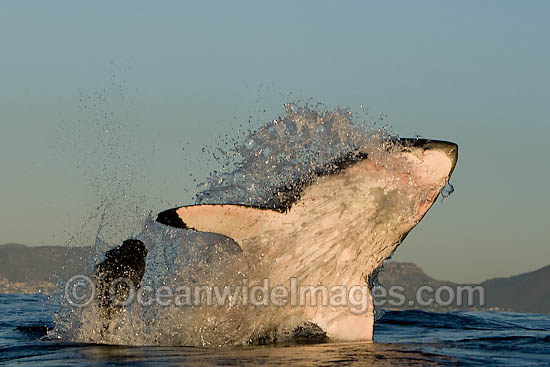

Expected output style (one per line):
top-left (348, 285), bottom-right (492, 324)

top-left (156, 204), bottom-right (286, 248)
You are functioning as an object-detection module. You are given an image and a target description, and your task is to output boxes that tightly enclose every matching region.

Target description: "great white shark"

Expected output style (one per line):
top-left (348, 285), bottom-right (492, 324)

top-left (156, 138), bottom-right (458, 342)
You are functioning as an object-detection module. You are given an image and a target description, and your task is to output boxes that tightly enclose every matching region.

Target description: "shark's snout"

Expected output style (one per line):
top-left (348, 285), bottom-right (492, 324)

top-left (422, 140), bottom-right (458, 174)
top-left (401, 138), bottom-right (458, 176)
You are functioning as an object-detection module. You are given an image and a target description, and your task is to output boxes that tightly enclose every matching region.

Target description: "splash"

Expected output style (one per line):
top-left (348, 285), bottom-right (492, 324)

top-left (52, 101), bottom-right (444, 346)
top-left (196, 103), bottom-right (395, 206)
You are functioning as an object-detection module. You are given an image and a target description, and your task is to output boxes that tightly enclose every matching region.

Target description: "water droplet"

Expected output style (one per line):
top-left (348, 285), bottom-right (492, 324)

top-left (441, 183), bottom-right (455, 198)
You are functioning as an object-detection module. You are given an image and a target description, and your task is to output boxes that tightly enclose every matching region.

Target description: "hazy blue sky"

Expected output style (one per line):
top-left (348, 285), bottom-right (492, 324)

top-left (1, 1), bottom-right (549, 283)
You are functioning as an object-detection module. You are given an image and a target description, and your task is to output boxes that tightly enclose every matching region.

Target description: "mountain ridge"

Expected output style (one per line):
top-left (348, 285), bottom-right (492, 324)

top-left (0, 244), bottom-right (548, 314)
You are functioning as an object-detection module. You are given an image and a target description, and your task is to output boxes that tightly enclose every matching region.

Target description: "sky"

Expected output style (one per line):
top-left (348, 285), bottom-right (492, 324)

top-left (0, 1), bottom-right (549, 283)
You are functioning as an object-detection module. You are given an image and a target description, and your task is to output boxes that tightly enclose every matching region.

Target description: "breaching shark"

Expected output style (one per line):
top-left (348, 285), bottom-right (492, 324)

top-left (156, 138), bottom-right (458, 342)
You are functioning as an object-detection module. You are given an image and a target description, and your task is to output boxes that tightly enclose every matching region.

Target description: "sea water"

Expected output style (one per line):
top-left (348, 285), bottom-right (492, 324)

top-left (1, 294), bottom-right (549, 366)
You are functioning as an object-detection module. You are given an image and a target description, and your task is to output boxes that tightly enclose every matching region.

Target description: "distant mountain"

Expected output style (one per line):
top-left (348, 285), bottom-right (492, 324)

top-left (378, 262), bottom-right (550, 314)
top-left (0, 244), bottom-right (548, 314)
top-left (480, 265), bottom-right (550, 314)
top-left (377, 262), bottom-right (465, 312)
top-left (0, 243), bottom-right (90, 293)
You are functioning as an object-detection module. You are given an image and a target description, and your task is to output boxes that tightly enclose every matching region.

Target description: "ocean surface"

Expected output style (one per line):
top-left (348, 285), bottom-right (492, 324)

top-left (1, 294), bottom-right (549, 366)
